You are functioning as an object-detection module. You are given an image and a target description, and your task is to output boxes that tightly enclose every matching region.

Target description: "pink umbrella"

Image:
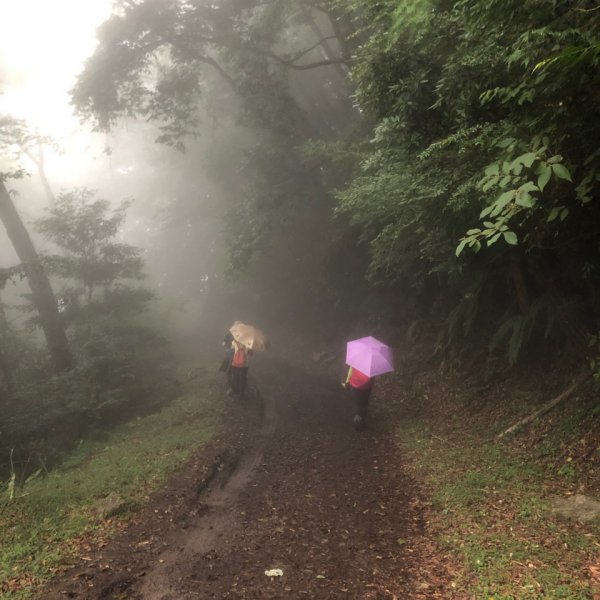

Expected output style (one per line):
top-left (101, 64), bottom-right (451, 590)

top-left (346, 336), bottom-right (394, 377)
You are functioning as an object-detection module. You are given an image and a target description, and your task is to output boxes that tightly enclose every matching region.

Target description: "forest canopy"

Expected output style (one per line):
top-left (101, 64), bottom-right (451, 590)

top-left (71, 0), bottom-right (600, 363)
top-left (1, 0), bottom-right (599, 473)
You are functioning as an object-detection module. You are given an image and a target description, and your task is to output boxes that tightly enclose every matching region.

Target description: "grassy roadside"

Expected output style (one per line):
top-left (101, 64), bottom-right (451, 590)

top-left (398, 419), bottom-right (600, 599)
top-left (0, 392), bottom-right (216, 599)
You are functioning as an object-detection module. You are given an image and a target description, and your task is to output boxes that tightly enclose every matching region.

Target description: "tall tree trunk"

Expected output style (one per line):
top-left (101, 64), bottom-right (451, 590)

top-left (0, 182), bottom-right (73, 372)
top-left (0, 294), bottom-right (14, 394)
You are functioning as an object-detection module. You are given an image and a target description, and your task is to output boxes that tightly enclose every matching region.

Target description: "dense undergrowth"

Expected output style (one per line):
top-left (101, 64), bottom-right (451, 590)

top-left (0, 390), bottom-right (215, 600)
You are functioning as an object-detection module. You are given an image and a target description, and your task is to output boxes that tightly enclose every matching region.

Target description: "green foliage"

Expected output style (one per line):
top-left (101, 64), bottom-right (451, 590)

top-left (331, 0), bottom-right (600, 361)
top-left (36, 189), bottom-right (145, 300)
top-left (72, 0), bottom-right (366, 330)
top-left (33, 188), bottom-right (152, 338)
top-left (71, 0), bottom-right (309, 144)
top-left (1, 189), bottom-right (168, 475)
top-left (0, 264), bottom-right (25, 289)
top-left (72, 0), bottom-right (600, 363)
top-left (0, 392), bottom-right (215, 598)
top-left (457, 143), bottom-right (581, 255)
top-left (489, 298), bottom-right (556, 365)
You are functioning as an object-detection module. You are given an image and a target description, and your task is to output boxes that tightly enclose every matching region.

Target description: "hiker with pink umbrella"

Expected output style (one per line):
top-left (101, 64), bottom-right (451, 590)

top-left (343, 336), bottom-right (394, 430)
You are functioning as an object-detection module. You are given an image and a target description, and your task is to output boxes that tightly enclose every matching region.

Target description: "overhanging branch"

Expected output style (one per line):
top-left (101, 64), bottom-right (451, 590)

top-left (196, 54), bottom-right (238, 91)
top-left (268, 53), bottom-right (350, 70)
top-left (285, 36), bottom-right (339, 63)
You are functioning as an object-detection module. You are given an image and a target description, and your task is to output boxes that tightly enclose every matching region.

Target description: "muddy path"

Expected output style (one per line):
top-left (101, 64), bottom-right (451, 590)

top-left (42, 350), bottom-right (449, 599)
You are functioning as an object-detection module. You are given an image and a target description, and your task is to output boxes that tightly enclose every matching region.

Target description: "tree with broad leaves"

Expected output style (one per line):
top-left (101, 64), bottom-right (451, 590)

top-left (35, 189), bottom-right (151, 339)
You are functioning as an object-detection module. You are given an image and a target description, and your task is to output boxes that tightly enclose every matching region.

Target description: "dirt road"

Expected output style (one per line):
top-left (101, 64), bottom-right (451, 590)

top-left (42, 350), bottom-right (449, 599)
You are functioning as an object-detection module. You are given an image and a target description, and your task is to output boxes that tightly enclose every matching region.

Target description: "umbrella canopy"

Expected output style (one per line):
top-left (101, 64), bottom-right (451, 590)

top-left (346, 336), bottom-right (394, 377)
top-left (229, 321), bottom-right (268, 351)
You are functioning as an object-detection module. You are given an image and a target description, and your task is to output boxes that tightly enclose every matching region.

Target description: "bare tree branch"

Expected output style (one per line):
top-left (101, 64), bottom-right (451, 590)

top-left (197, 54), bottom-right (238, 91)
top-left (497, 370), bottom-right (590, 438)
top-left (268, 54), bottom-right (350, 70)
top-left (299, 3), bottom-right (350, 80)
top-left (283, 36), bottom-right (339, 64)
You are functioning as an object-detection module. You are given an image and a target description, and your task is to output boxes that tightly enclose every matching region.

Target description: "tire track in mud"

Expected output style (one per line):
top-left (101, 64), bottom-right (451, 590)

top-left (139, 381), bottom-right (277, 600)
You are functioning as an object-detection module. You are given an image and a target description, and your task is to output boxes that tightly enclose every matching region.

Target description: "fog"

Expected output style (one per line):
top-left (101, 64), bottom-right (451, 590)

top-left (4, 0), bottom-right (595, 445)
top-left (1, 3), bottom-right (599, 597)
top-left (1, 18), bottom-right (209, 338)
top-left (1, 0), bottom-right (355, 362)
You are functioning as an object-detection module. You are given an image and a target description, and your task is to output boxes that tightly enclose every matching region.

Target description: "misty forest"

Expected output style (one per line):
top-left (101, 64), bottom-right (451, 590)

top-left (1, 0), bottom-right (599, 598)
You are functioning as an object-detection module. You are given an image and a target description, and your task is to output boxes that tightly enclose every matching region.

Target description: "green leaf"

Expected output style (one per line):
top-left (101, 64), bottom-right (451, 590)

top-left (484, 164), bottom-right (500, 176)
top-left (519, 181), bottom-right (539, 193)
top-left (482, 176), bottom-right (499, 192)
top-left (480, 206), bottom-right (493, 218)
top-left (513, 152), bottom-right (537, 168)
top-left (575, 174), bottom-right (593, 203)
top-left (560, 207), bottom-right (569, 221)
top-left (466, 228), bottom-right (481, 235)
top-left (551, 163), bottom-right (572, 182)
top-left (491, 191), bottom-right (515, 216)
top-left (503, 231), bottom-right (518, 245)
top-left (515, 193), bottom-right (534, 208)
top-left (548, 207), bottom-right (561, 222)
top-left (456, 239), bottom-right (468, 257)
top-left (497, 137), bottom-right (516, 149)
top-left (537, 166), bottom-right (551, 191)
top-left (488, 232), bottom-right (502, 246)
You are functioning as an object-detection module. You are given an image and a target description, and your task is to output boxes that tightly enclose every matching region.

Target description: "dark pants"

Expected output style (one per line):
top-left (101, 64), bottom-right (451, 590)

top-left (219, 348), bottom-right (234, 390)
top-left (350, 386), bottom-right (372, 420)
top-left (231, 366), bottom-right (248, 399)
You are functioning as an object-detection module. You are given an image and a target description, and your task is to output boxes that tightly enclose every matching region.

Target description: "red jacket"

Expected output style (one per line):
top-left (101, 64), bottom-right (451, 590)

top-left (346, 367), bottom-right (373, 390)
top-left (231, 341), bottom-right (249, 367)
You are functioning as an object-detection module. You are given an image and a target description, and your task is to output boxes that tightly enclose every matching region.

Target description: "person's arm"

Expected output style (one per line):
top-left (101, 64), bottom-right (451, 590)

top-left (342, 367), bottom-right (353, 387)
